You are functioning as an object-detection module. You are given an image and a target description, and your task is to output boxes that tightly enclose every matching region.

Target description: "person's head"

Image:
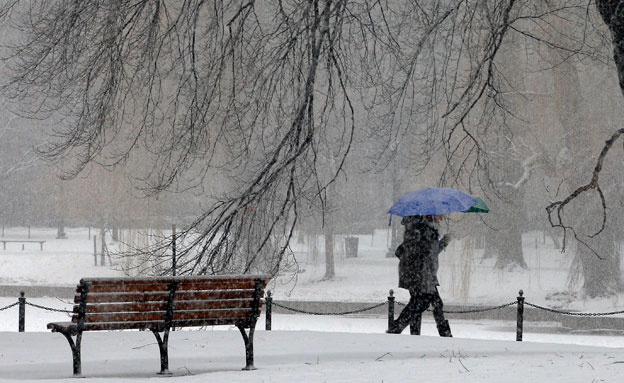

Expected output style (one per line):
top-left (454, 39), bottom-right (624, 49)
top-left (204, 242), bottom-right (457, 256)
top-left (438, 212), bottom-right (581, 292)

top-left (401, 215), bottom-right (425, 234)
top-left (424, 215), bottom-right (444, 223)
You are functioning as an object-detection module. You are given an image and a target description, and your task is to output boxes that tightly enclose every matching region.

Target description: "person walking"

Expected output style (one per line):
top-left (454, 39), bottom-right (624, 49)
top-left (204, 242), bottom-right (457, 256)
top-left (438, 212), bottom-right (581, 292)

top-left (387, 214), bottom-right (452, 337)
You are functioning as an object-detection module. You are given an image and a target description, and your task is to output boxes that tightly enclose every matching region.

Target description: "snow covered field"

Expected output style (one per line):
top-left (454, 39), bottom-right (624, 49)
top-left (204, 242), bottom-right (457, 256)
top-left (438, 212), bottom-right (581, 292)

top-left (2, 327), bottom-right (624, 382)
top-left (1, 227), bottom-right (624, 381)
top-left (1, 227), bottom-right (623, 311)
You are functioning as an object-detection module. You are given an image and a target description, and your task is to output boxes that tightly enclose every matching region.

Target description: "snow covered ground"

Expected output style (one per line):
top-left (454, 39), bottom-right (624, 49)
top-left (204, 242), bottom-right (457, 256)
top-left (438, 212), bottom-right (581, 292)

top-left (1, 227), bottom-right (624, 381)
top-left (2, 326), bottom-right (624, 382)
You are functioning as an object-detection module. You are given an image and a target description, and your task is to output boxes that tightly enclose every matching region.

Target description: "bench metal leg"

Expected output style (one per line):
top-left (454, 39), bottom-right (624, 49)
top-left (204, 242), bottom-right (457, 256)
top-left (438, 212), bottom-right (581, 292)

top-left (237, 325), bottom-right (256, 370)
top-left (151, 329), bottom-right (171, 375)
top-left (59, 331), bottom-right (82, 376)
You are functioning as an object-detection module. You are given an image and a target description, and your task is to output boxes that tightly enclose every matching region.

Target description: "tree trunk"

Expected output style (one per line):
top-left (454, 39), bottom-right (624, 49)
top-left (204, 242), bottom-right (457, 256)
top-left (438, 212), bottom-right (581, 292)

top-left (386, 158), bottom-right (403, 258)
top-left (482, 189), bottom-right (528, 269)
top-left (323, 216), bottom-right (335, 280)
top-left (480, 32), bottom-right (528, 270)
top-left (548, 15), bottom-right (620, 297)
top-left (577, 243), bottom-right (619, 297)
top-left (547, 229), bottom-right (561, 249)
top-left (112, 227), bottom-right (119, 241)
top-left (575, 213), bottom-right (620, 297)
top-left (483, 226), bottom-right (527, 270)
top-left (492, 229), bottom-right (527, 270)
top-left (323, 176), bottom-right (336, 280)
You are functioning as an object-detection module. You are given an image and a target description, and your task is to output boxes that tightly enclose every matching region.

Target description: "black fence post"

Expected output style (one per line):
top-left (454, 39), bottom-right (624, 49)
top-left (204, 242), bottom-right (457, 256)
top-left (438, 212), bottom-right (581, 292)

top-left (265, 291), bottom-right (272, 331)
top-left (387, 289), bottom-right (395, 332)
top-left (18, 291), bottom-right (25, 332)
top-left (516, 289), bottom-right (524, 341)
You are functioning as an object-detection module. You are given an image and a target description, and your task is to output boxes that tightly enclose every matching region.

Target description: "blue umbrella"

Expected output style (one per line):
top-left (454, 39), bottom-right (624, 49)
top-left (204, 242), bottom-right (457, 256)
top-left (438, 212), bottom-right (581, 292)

top-left (388, 187), bottom-right (476, 217)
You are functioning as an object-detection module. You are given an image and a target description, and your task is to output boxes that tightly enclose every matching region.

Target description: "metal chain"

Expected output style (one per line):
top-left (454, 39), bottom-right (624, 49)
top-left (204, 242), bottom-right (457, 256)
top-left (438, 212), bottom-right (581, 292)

top-left (272, 301), bottom-right (386, 316)
top-left (17, 298), bottom-right (624, 317)
top-left (0, 302), bottom-right (18, 311)
top-left (524, 301), bottom-right (624, 317)
top-left (24, 302), bottom-right (72, 314)
top-left (443, 301), bottom-right (517, 314)
top-left (395, 301), bottom-right (517, 313)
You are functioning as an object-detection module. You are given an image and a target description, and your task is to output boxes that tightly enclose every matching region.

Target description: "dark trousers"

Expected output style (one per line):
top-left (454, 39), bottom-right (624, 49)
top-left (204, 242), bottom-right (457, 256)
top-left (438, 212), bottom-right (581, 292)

top-left (389, 288), bottom-right (452, 337)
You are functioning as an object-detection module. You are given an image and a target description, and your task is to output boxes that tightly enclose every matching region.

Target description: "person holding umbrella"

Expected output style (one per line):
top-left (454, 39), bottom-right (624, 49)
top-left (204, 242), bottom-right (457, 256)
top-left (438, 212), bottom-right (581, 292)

top-left (386, 214), bottom-right (452, 336)
top-left (386, 187), bottom-right (480, 336)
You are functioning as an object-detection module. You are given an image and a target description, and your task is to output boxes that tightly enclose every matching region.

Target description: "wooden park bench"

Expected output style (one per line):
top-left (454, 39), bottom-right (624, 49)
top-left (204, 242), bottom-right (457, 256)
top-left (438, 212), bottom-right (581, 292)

top-left (0, 239), bottom-right (46, 250)
top-left (47, 274), bottom-right (271, 376)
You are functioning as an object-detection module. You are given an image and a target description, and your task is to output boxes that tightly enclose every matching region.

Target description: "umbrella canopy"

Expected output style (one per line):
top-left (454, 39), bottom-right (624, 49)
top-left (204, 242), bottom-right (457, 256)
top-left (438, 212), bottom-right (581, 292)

top-left (463, 196), bottom-right (489, 213)
top-left (388, 187), bottom-right (476, 217)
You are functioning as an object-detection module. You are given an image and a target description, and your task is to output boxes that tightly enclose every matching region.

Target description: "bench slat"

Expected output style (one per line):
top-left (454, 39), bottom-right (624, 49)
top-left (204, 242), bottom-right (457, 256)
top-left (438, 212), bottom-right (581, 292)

top-left (74, 289), bottom-right (257, 304)
top-left (81, 274), bottom-right (270, 284)
top-left (72, 298), bottom-right (260, 314)
top-left (76, 308), bottom-right (261, 323)
top-left (50, 317), bottom-right (254, 332)
top-left (82, 280), bottom-right (265, 294)
top-left (80, 276), bottom-right (268, 288)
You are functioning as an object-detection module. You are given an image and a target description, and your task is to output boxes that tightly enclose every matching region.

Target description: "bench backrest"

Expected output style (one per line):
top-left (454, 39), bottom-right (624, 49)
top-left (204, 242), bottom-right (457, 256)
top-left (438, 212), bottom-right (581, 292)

top-left (71, 275), bottom-right (271, 331)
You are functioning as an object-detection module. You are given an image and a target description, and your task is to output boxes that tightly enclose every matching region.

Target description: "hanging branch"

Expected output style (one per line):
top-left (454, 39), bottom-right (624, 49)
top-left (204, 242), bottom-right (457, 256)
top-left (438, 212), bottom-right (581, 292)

top-left (546, 127), bottom-right (624, 253)
top-left (543, 1), bottom-right (624, 253)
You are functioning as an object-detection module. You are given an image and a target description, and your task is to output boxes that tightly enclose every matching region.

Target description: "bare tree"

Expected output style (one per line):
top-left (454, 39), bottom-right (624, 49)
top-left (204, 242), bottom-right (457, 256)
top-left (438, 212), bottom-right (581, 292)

top-left (547, 0), bottom-right (624, 253)
top-left (1, 1), bottom-right (623, 283)
top-left (0, 1), bottom-right (359, 276)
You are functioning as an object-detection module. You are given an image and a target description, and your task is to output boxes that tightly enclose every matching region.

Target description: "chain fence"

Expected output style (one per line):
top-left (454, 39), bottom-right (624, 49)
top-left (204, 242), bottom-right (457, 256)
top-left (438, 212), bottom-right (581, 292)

top-left (395, 300), bottom-right (518, 314)
top-left (444, 301), bottom-right (518, 314)
top-left (272, 301), bottom-right (386, 316)
top-left (1, 295), bottom-right (72, 332)
top-left (24, 301), bottom-right (72, 314)
top-left (0, 302), bottom-right (18, 311)
top-left (524, 302), bottom-right (624, 317)
top-left (265, 290), bottom-right (624, 341)
top-left (5, 290), bottom-right (624, 337)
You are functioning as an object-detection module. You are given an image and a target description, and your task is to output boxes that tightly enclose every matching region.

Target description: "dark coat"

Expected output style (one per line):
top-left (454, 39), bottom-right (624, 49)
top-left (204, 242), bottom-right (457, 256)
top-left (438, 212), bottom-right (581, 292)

top-left (395, 216), bottom-right (447, 293)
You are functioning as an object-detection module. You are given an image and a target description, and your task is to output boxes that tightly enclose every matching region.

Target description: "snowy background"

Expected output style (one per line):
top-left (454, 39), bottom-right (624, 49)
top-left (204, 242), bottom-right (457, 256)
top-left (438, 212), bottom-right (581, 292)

top-left (1, 227), bottom-right (624, 381)
top-left (1, 226), bottom-right (622, 310)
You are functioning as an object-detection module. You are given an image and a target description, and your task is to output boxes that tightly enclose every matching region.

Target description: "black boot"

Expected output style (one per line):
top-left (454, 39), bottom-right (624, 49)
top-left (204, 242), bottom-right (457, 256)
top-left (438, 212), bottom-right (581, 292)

top-left (386, 318), bottom-right (405, 334)
top-left (387, 313), bottom-right (410, 334)
top-left (436, 320), bottom-right (452, 337)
